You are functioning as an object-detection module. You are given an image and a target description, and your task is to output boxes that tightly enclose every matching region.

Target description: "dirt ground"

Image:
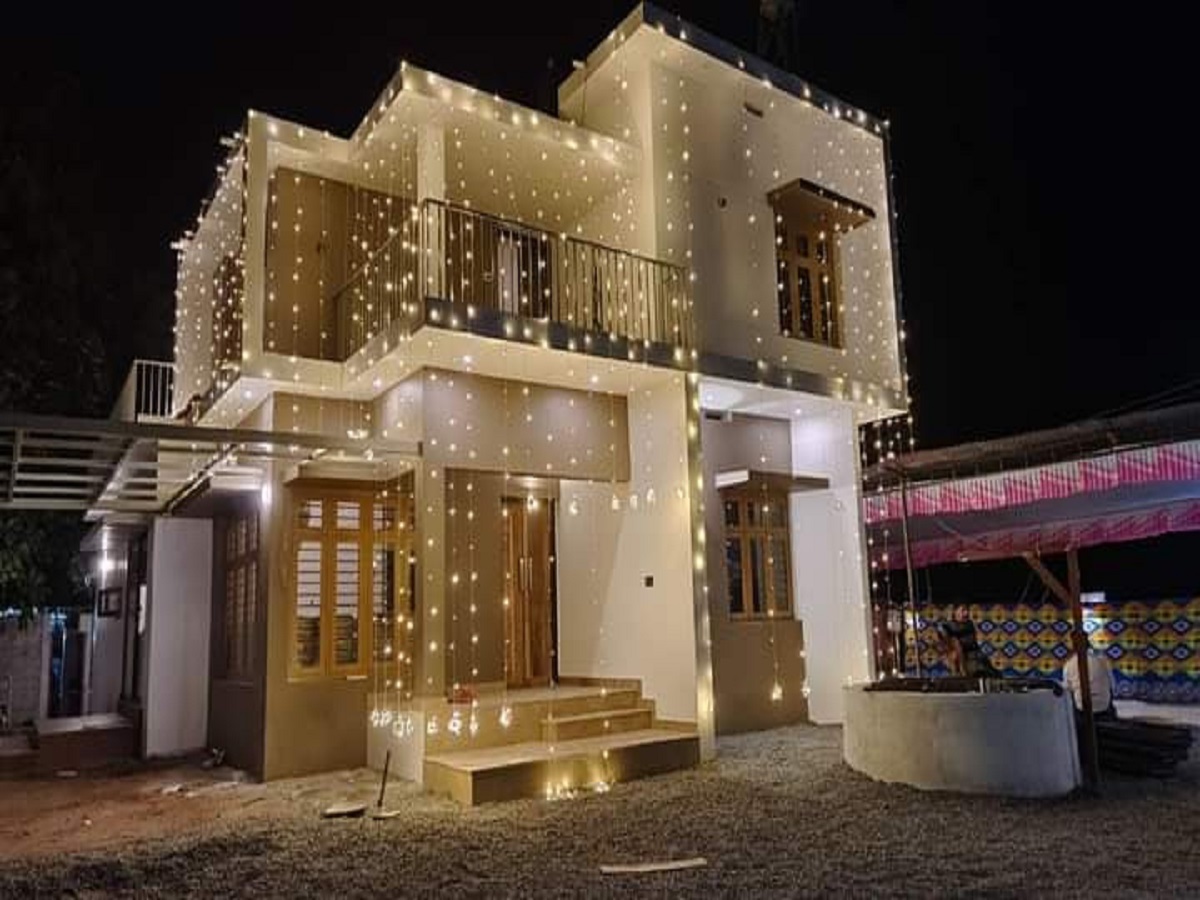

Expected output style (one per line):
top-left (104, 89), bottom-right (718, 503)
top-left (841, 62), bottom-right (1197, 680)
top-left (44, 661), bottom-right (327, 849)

top-left (0, 762), bottom-right (416, 862)
top-left (2, 725), bottom-right (1199, 898)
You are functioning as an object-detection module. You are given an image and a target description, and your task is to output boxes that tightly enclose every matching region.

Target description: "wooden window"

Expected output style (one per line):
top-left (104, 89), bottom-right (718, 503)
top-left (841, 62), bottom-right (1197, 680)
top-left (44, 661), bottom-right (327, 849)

top-left (222, 512), bottom-right (258, 680)
top-left (370, 486), bottom-right (415, 691)
top-left (767, 178), bottom-right (877, 350)
top-left (774, 215), bottom-right (839, 347)
top-left (97, 586), bottom-right (122, 618)
top-left (288, 489), bottom-right (391, 679)
top-left (294, 540), bottom-right (323, 670)
top-left (723, 489), bottom-right (792, 620)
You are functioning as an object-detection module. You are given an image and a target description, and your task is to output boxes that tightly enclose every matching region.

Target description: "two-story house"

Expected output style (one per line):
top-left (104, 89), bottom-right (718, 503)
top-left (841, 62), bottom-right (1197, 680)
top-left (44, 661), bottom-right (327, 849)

top-left (43, 3), bottom-right (907, 802)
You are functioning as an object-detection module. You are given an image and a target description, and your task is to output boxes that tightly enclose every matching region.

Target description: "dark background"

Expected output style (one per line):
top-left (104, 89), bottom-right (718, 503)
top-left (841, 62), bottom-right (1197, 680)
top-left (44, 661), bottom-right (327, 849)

top-left (3, 1), bottom-right (1195, 441)
top-left (1, 3), bottom-right (1196, 604)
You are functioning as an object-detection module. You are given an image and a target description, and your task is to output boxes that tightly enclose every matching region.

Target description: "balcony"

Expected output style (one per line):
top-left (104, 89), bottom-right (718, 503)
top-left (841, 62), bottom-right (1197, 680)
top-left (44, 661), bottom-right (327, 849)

top-left (111, 360), bottom-right (176, 422)
top-left (329, 199), bottom-right (693, 364)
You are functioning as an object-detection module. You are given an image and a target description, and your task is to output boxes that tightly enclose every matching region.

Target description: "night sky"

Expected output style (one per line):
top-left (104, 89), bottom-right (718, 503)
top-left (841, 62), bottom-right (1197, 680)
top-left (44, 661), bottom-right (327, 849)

top-left (2, 2), bottom-right (1194, 448)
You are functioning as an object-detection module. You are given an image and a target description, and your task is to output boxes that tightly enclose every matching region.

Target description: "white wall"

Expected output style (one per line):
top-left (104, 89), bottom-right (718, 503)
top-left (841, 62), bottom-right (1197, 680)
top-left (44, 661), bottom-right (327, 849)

top-left (789, 409), bottom-right (872, 723)
top-left (556, 375), bottom-right (698, 722)
top-left (144, 518), bottom-right (213, 758)
top-left (88, 612), bottom-right (124, 715)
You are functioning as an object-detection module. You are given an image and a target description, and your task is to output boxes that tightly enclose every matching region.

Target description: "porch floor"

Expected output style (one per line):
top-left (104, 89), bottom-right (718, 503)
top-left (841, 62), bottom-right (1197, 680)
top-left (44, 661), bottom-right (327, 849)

top-left (412, 682), bottom-right (700, 804)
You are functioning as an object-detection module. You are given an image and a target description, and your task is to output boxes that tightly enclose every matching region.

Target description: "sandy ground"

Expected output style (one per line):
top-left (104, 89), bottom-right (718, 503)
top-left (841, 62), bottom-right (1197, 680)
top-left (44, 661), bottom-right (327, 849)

top-left (1, 724), bottom-right (1198, 898)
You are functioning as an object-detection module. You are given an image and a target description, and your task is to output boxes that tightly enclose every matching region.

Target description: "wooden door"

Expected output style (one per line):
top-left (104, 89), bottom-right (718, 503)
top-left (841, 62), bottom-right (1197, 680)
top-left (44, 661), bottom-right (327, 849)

top-left (503, 498), bottom-right (555, 687)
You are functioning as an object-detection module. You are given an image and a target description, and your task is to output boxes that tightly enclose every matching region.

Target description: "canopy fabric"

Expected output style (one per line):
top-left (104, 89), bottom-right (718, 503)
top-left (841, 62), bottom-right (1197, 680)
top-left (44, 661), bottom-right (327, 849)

top-left (878, 498), bottom-right (1200, 569)
top-left (865, 434), bottom-right (1200, 570)
top-left (865, 439), bottom-right (1200, 525)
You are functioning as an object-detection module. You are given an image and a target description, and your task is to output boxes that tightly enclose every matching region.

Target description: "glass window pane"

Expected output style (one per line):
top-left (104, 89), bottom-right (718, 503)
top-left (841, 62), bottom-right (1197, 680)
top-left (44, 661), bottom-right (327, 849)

top-left (294, 540), bottom-right (322, 669)
top-left (819, 274), bottom-right (834, 343)
top-left (373, 547), bottom-right (395, 664)
top-left (749, 537), bottom-right (766, 615)
top-left (246, 515), bottom-right (258, 553)
top-left (725, 538), bottom-right (744, 614)
top-left (777, 262), bottom-right (792, 336)
top-left (723, 499), bottom-right (740, 527)
top-left (768, 535), bottom-right (790, 615)
top-left (298, 499), bottom-right (322, 530)
top-left (336, 501), bottom-right (361, 530)
top-left (795, 233), bottom-right (809, 257)
top-left (796, 267), bottom-right (814, 338)
top-left (374, 498), bottom-right (397, 532)
top-left (245, 561), bottom-right (257, 673)
top-left (334, 542), bottom-right (360, 666)
top-left (225, 569), bottom-right (238, 674)
top-left (234, 566), bottom-right (246, 673)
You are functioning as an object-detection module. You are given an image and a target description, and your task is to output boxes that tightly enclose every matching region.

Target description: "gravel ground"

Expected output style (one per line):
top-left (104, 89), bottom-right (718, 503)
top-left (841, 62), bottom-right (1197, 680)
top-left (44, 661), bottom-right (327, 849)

top-left (2, 724), bottom-right (1198, 899)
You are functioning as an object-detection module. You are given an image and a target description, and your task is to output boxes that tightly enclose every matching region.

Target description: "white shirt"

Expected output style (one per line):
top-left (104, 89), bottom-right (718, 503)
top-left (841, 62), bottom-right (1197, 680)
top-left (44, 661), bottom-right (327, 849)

top-left (1062, 650), bottom-right (1113, 713)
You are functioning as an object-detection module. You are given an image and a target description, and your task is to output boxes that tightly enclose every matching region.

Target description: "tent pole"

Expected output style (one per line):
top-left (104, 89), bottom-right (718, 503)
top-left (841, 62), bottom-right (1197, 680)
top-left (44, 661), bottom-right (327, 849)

top-left (1022, 549), bottom-right (1101, 792)
top-left (899, 477), bottom-right (921, 677)
top-left (1066, 548), bottom-right (1101, 792)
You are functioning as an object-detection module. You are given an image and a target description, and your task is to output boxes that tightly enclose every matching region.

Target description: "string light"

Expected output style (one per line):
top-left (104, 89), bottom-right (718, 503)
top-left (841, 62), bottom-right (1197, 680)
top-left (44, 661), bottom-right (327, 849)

top-left (169, 14), bottom-right (908, 769)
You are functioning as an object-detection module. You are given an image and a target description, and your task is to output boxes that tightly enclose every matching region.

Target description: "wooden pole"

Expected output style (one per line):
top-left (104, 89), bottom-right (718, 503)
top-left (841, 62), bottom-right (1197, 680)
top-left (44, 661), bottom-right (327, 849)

top-left (1066, 549), bottom-right (1101, 791)
top-left (898, 478), bottom-right (921, 677)
top-left (1022, 549), bottom-right (1100, 791)
top-left (377, 749), bottom-right (392, 809)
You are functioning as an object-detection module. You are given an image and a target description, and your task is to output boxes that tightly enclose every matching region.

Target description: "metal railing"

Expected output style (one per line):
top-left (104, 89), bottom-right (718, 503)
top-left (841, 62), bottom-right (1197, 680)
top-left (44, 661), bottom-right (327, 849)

top-left (330, 199), bottom-right (693, 361)
top-left (422, 199), bottom-right (693, 349)
top-left (111, 360), bottom-right (176, 422)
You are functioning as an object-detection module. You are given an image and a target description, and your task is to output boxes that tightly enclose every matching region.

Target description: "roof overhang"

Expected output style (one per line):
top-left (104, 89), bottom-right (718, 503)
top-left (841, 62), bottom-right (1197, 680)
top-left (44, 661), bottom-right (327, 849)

top-left (716, 468), bottom-right (829, 493)
top-left (0, 412), bottom-right (420, 519)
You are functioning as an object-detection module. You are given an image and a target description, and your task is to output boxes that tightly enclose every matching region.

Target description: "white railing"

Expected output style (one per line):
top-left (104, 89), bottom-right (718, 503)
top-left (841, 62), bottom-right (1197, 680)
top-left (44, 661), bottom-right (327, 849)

top-left (111, 360), bottom-right (176, 422)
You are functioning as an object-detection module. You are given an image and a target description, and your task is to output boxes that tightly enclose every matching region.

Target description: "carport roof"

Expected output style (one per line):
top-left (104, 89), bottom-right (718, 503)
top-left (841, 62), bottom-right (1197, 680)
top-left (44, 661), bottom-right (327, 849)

top-left (0, 412), bottom-right (419, 518)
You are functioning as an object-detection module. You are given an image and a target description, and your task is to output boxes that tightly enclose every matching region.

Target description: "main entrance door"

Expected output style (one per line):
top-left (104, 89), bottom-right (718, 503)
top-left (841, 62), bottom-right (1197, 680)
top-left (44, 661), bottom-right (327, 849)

top-left (502, 497), bottom-right (556, 687)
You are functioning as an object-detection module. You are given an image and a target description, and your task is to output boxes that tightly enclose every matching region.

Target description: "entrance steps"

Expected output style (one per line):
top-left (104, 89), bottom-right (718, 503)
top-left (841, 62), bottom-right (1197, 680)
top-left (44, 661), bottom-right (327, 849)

top-left (0, 714), bottom-right (135, 778)
top-left (402, 680), bottom-right (698, 804)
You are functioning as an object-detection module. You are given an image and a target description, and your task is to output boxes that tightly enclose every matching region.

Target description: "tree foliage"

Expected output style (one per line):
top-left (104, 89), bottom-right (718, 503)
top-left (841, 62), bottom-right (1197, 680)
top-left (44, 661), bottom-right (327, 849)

top-left (0, 68), bottom-right (110, 612)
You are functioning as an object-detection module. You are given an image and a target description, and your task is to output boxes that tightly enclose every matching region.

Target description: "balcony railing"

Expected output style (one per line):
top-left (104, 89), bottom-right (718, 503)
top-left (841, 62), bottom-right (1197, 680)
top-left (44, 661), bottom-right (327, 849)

top-left (331, 199), bottom-right (692, 362)
top-left (111, 360), bottom-right (176, 422)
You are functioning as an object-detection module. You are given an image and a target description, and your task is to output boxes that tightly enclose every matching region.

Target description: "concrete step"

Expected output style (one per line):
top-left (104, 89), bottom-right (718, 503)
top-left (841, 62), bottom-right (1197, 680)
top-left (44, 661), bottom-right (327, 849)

top-left (424, 728), bottom-right (700, 805)
top-left (541, 707), bottom-right (654, 742)
top-left (0, 733), bottom-right (37, 779)
top-left (422, 687), bottom-right (645, 755)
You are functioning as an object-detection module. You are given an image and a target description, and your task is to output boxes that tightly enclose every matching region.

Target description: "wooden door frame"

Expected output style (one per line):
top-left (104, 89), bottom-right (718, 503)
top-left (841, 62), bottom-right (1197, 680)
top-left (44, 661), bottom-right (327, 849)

top-left (501, 496), bottom-right (558, 688)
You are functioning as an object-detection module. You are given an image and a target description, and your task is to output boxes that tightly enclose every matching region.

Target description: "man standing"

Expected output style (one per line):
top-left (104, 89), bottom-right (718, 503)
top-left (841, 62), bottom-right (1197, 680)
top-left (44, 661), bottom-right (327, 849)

top-left (1063, 641), bottom-right (1116, 719)
top-left (936, 605), bottom-right (999, 678)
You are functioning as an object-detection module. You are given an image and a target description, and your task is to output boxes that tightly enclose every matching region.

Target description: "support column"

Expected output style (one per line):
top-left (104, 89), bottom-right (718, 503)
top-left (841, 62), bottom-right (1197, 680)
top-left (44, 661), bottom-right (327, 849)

top-left (684, 373), bottom-right (716, 760)
top-left (416, 459), bottom-right (447, 698)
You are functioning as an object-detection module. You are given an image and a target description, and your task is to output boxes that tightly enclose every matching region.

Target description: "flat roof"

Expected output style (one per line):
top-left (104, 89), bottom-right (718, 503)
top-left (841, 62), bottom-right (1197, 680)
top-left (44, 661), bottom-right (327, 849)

top-left (559, 3), bottom-right (888, 138)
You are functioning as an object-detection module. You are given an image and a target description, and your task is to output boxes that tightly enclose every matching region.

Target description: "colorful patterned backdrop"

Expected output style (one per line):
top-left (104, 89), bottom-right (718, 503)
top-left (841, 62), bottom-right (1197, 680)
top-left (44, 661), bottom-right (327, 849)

top-left (900, 597), bottom-right (1200, 703)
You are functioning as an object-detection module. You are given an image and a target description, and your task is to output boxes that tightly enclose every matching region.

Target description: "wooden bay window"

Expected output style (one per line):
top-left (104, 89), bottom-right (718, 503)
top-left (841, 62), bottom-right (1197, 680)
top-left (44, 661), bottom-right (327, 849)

top-left (723, 488), bottom-right (793, 620)
top-left (768, 178), bottom-right (875, 349)
top-left (222, 512), bottom-right (258, 681)
top-left (289, 484), bottom-right (413, 680)
top-left (289, 490), bottom-right (370, 678)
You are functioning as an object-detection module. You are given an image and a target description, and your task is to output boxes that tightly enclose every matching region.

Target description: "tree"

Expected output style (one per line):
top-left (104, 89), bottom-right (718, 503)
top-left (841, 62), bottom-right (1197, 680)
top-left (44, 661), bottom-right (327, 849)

top-left (0, 66), bottom-right (109, 613)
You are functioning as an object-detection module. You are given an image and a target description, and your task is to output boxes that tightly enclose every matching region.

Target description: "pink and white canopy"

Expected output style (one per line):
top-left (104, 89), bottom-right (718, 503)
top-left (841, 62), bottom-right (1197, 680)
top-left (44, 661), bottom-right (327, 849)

top-left (866, 439), bottom-right (1200, 569)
